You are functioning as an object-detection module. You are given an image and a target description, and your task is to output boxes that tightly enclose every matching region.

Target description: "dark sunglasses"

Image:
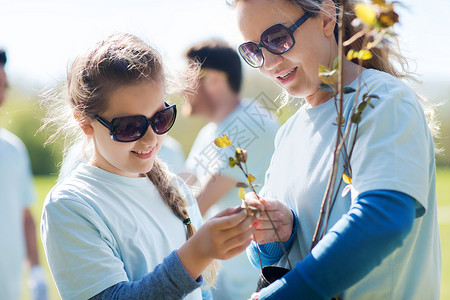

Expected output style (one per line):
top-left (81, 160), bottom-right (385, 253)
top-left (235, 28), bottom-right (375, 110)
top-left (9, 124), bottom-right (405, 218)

top-left (95, 102), bottom-right (177, 142)
top-left (238, 12), bottom-right (312, 68)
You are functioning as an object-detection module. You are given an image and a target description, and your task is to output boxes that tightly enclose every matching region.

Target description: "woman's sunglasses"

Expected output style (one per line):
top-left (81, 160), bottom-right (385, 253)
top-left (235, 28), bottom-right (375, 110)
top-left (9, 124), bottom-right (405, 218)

top-left (95, 102), bottom-right (177, 142)
top-left (238, 12), bottom-right (312, 68)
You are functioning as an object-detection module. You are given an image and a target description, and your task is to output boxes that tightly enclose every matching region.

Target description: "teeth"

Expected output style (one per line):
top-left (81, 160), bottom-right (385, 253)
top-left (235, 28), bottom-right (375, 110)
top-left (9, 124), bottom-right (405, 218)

top-left (279, 68), bottom-right (295, 80)
top-left (135, 150), bottom-right (150, 155)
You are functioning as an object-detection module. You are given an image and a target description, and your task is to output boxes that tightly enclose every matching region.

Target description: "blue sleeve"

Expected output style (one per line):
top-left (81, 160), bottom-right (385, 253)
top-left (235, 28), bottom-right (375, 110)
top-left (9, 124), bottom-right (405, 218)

top-left (89, 250), bottom-right (203, 299)
top-left (202, 288), bottom-right (213, 300)
top-left (257, 190), bottom-right (415, 300)
top-left (247, 209), bottom-right (298, 268)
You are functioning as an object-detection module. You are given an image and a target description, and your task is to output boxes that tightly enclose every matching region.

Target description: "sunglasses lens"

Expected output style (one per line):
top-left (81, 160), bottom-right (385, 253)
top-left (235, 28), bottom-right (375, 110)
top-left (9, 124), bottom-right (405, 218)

top-left (113, 116), bottom-right (148, 142)
top-left (153, 105), bottom-right (176, 134)
top-left (262, 25), bottom-right (293, 54)
top-left (238, 43), bottom-right (263, 68)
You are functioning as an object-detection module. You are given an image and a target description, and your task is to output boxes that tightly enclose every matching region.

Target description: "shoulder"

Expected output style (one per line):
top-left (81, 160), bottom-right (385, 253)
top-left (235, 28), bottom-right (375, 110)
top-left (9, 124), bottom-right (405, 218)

top-left (0, 128), bottom-right (28, 153)
top-left (360, 69), bottom-right (418, 106)
top-left (351, 69), bottom-right (425, 124)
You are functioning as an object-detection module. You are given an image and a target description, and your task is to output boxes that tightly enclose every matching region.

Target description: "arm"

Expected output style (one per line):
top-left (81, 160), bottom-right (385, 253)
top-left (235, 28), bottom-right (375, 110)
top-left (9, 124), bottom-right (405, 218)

top-left (24, 208), bottom-right (48, 300)
top-left (24, 208), bottom-right (39, 266)
top-left (256, 190), bottom-right (415, 300)
top-left (89, 251), bottom-right (202, 300)
top-left (90, 207), bottom-right (258, 299)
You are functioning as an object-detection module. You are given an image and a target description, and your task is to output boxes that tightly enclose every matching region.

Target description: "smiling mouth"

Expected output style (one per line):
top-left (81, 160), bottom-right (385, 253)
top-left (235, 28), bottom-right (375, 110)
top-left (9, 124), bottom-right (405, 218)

top-left (133, 150), bottom-right (151, 155)
top-left (277, 67), bottom-right (297, 80)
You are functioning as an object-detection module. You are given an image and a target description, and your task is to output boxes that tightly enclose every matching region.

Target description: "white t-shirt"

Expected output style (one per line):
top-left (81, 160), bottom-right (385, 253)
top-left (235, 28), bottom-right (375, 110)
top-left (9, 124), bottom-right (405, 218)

top-left (186, 99), bottom-right (280, 300)
top-left (261, 69), bottom-right (441, 299)
top-left (41, 163), bottom-right (203, 300)
top-left (0, 128), bottom-right (35, 300)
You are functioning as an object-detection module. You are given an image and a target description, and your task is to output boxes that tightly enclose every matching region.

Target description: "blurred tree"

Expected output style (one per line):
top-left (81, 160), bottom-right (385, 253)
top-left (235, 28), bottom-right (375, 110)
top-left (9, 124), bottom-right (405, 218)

top-left (0, 89), bottom-right (62, 175)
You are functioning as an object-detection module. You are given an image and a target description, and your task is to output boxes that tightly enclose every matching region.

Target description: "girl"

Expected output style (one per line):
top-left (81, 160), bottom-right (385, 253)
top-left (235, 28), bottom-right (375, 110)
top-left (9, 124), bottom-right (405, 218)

top-left (40, 32), bottom-right (257, 300)
top-left (231, 0), bottom-right (441, 299)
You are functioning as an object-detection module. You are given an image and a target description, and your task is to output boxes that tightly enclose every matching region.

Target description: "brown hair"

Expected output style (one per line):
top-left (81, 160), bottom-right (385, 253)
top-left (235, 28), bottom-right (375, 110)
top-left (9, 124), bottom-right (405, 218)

top-left (41, 32), bottom-right (217, 284)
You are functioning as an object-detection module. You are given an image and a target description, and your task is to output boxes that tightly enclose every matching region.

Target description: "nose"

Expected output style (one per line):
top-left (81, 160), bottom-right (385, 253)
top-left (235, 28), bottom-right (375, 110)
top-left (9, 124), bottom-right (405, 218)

top-left (139, 125), bottom-right (158, 147)
top-left (261, 49), bottom-right (283, 70)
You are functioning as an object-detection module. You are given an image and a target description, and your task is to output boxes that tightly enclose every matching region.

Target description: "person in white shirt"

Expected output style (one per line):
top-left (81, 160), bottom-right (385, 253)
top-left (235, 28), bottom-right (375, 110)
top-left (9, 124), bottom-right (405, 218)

top-left (0, 49), bottom-right (48, 300)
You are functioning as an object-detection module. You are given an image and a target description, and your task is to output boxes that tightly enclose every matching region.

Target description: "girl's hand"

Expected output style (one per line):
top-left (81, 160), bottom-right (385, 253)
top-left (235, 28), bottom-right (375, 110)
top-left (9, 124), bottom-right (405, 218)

top-left (177, 206), bottom-right (258, 279)
top-left (244, 192), bottom-right (294, 244)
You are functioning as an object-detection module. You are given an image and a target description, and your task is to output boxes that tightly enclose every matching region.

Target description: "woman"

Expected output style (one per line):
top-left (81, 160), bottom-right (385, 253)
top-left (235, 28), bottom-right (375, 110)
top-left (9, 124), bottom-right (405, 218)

top-left (231, 0), bottom-right (441, 299)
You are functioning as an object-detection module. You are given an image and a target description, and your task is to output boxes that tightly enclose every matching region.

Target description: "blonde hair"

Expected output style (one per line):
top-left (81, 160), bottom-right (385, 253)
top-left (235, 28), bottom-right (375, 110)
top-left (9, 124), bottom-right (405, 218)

top-left (40, 32), bottom-right (217, 285)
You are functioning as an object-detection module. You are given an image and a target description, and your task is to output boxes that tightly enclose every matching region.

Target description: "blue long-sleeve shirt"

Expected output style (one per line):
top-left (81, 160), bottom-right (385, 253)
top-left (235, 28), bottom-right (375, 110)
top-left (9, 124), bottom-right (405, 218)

top-left (89, 250), bottom-right (211, 300)
top-left (247, 190), bottom-right (415, 299)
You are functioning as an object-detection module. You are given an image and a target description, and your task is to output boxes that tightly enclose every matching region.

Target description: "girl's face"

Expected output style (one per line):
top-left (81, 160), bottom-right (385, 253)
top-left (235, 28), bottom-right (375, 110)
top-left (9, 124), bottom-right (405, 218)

top-left (88, 82), bottom-right (166, 178)
top-left (236, 0), bottom-right (335, 102)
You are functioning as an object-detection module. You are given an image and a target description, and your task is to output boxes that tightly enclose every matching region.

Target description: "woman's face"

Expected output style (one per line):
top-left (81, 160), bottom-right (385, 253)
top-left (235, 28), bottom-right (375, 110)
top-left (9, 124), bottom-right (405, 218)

top-left (89, 82), bottom-right (166, 178)
top-left (236, 0), bottom-right (334, 99)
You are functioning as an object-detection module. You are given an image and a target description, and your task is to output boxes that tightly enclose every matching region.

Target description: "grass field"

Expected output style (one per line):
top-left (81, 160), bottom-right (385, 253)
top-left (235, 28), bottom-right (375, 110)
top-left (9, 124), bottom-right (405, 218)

top-left (21, 168), bottom-right (450, 299)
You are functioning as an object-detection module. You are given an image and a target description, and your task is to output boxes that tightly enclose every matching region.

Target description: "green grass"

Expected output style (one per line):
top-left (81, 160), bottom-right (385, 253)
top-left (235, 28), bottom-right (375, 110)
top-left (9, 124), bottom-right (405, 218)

top-left (22, 168), bottom-right (450, 299)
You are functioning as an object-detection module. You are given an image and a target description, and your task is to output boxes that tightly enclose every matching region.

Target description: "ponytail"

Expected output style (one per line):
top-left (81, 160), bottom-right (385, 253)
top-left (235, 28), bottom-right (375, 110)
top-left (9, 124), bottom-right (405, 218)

top-left (147, 158), bottom-right (218, 286)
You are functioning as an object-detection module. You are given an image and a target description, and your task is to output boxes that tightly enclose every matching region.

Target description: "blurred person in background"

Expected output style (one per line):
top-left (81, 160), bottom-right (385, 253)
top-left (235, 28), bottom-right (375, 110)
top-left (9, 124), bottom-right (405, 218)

top-left (183, 40), bottom-right (280, 300)
top-left (0, 49), bottom-right (48, 300)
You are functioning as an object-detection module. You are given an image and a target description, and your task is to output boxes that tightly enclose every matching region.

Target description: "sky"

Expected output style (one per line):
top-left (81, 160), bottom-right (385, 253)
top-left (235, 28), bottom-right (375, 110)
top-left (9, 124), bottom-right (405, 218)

top-left (0, 0), bottom-right (449, 89)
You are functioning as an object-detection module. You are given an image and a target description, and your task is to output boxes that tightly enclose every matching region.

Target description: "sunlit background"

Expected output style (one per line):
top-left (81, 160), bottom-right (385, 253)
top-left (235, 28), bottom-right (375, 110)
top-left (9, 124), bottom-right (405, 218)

top-left (1, 0), bottom-right (449, 299)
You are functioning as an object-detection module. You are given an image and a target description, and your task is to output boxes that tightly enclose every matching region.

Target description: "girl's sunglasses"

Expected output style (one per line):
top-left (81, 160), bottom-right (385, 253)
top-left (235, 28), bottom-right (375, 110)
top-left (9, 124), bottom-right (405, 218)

top-left (95, 102), bottom-right (176, 142)
top-left (238, 12), bottom-right (312, 68)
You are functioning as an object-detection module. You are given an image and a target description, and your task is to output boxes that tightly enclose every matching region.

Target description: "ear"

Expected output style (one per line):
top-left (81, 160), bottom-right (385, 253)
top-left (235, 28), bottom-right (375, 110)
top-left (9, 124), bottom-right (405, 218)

top-left (73, 111), bottom-right (95, 136)
top-left (320, 0), bottom-right (337, 38)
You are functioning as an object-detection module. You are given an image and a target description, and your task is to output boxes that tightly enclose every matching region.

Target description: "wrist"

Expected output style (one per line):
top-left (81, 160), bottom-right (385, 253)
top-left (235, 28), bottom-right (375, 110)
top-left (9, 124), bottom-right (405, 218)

top-left (177, 234), bottom-right (212, 280)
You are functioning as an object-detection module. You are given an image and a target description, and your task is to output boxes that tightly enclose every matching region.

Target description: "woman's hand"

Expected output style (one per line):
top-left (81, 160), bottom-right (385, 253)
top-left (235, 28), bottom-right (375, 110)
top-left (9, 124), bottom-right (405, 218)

top-left (177, 206), bottom-right (258, 279)
top-left (244, 192), bottom-right (294, 244)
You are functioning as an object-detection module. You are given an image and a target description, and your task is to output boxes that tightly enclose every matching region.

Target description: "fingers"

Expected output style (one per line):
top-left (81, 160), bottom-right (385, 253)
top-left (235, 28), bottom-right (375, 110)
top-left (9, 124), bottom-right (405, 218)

top-left (220, 229), bottom-right (255, 260)
top-left (213, 205), bottom-right (245, 218)
top-left (244, 192), bottom-right (266, 211)
top-left (211, 207), bottom-right (251, 230)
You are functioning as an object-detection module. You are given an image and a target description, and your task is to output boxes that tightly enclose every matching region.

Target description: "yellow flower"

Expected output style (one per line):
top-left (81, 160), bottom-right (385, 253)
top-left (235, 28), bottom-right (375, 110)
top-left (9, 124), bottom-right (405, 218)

top-left (354, 4), bottom-right (377, 27)
top-left (214, 134), bottom-right (232, 148)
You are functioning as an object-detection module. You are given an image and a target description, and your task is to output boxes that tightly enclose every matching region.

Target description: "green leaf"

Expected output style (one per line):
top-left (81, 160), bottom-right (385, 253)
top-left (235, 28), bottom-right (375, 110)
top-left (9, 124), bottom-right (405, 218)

top-left (229, 157), bottom-right (237, 168)
top-left (319, 69), bottom-right (338, 86)
top-left (336, 115), bottom-right (346, 125)
top-left (332, 56), bottom-right (339, 70)
top-left (343, 87), bottom-right (356, 94)
top-left (351, 113), bottom-right (362, 124)
top-left (318, 64), bottom-right (330, 73)
top-left (319, 83), bottom-right (334, 92)
top-left (238, 187), bottom-right (246, 200)
top-left (366, 94), bottom-right (380, 100)
top-left (357, 101), bottom-right (367, 112)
